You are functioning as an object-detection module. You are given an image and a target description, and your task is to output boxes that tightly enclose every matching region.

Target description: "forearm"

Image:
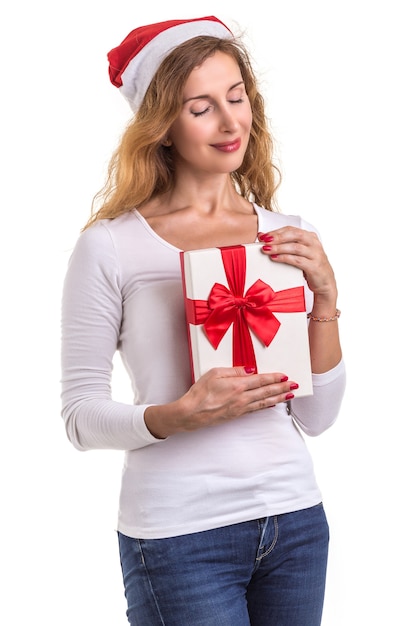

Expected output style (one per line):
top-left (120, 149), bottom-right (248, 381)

top-left (291, 359), bottom-right (346, 435)
top-left (308, 293), bottom-right (342, 374)
top-left (62, 397), bottom-right (162, 451)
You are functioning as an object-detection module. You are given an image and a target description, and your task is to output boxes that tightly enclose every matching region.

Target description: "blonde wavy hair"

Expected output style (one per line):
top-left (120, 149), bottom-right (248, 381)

top-left (84, 35), bottom-right (281, 229)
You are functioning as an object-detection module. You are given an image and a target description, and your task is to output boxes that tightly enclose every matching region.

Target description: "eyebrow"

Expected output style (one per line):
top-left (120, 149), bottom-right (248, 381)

top-left (183, 81), bottom-right (245, 104)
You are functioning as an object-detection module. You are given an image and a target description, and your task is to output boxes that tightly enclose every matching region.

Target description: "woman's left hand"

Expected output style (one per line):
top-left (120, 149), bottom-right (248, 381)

top-left (259, 227), bottom-right (342, 373)
top-left (258, 227), bottom-right (337, 303)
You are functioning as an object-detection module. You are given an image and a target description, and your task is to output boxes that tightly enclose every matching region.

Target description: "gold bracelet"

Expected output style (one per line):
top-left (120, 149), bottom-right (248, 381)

top-left (307, 309), bottom-right (341, 322)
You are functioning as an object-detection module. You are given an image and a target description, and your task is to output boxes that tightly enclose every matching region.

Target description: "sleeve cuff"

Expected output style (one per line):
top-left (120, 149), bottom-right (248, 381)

top-left (312, 359), bottom-right (346, 387)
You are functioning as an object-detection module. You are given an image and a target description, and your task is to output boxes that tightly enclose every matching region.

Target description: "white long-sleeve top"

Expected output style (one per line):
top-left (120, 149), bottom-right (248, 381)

top-left (61, 204), bottom-right (346, 539)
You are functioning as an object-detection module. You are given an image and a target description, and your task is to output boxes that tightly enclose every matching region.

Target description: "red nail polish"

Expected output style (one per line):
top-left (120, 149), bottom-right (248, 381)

top-left (270, 254), bottom-right (279, 259)
top-left (280, 375), bottom-right (289, 382)
top-left (290, 383), bottom-right (299, 390)
top-left (244, 366), bottom-right (256, 374)
top-left (285, 393), bottom-right (294, 400)
top-left (264, 235), bottom-right (274, 242)
top-left (262, 245), bottom-right (272, 251)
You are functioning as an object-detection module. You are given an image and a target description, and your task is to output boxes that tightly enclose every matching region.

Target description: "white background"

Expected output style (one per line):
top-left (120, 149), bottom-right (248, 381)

top-left (2, 1), bottom-right (416, 624)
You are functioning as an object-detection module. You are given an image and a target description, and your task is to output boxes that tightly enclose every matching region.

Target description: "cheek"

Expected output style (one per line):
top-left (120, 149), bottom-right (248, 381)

top-left (174, 124), bottom-right (211, 153)
top-left (239, 108), bottom-right (253, 146)
top-left (242, 105), bottom-right (253, 130)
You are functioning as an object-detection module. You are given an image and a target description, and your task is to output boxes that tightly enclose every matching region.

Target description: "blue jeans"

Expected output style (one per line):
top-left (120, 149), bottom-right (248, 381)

top-left (118, 503), bottom-right (329, 625)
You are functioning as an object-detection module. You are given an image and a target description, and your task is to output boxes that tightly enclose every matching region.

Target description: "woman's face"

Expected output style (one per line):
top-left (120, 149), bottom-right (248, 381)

top-left (168, 51), bottom-right (253, 176)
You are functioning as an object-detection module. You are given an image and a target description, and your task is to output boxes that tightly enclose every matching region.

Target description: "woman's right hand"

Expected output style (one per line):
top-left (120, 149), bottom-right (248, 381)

top-left (144, 367), bottom-right (298, 439)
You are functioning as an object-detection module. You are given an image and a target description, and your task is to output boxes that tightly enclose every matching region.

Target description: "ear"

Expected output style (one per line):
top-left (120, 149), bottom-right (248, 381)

top-left (162, 137), bottom-right (172, 147)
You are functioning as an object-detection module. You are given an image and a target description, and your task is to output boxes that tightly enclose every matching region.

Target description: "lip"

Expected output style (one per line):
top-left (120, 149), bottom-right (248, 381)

top-left (211, 138), bottom-right (242, 153)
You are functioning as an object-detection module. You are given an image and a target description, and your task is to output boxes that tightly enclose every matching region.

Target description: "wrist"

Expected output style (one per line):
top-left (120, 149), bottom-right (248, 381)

top-left (307, 308), bottom-right (341, 322)
top-left (310, 291), bottom-right (338, 318)
top-left (144, 402), bottom-right (183, 439)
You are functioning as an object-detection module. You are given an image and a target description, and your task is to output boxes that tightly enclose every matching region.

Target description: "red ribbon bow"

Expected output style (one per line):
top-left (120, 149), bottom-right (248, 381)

top-left (185, 246), bottom-right (306, 372)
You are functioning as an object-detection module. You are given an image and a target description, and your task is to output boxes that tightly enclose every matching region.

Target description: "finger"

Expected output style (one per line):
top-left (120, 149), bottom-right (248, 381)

top-left (259, 226), bottom-right (307, 243)
top-left (233, 368), bottom-right (291, 388)
top-left (245, 380), bottom-right (299, 411)
top-left (204, 366), bottom-right (258, 379)
top-left (259, 228), bottom-right (321, 252)
top-left (208, 366), bottom-right (288, 382)
top-left (261, 246), bottom-right (311, 270)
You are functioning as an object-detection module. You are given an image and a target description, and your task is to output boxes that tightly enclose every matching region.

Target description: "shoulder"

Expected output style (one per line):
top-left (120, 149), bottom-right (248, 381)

top-left (66, 210), bottom-right (160, 288)
top-left (67, 214), bottom-right (136, 279)
top-left (73, 211), bottom-right (139, 256)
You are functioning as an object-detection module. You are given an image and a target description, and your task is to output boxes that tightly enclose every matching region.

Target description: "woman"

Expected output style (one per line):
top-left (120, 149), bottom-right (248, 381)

top-left (61, 15), bottom-right (346, 625)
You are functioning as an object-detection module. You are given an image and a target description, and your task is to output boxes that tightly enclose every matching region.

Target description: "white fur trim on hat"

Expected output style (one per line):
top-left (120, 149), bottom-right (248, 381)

top-left (120, 20), bottom-right (232, 112)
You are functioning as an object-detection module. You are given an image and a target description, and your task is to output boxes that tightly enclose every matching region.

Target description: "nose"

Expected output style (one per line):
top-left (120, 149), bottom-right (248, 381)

top-left (218, 105), bottom-right (239, 132)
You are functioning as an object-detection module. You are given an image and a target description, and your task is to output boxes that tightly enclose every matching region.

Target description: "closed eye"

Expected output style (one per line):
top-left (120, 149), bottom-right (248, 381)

top-left (191, 98), bottom-right (244, 117)
top-left (192, 107), bottom-right (211, 117)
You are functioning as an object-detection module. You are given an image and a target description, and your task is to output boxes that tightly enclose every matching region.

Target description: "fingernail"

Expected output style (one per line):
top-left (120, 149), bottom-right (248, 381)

top-left (244, 366), bottom-right (256, 374)
top-left (290, 383), bottom-right (299, 390)
top-left (270, 254), bottom-right (279, 259)
top-left (285, 393), bottom-right (295, 400)
top-left (263, 235), bottom-right (274, 242)
top-left (280, 375), bottom-right (289, 382)
top-left (262, 245), bottom-right (272, 251)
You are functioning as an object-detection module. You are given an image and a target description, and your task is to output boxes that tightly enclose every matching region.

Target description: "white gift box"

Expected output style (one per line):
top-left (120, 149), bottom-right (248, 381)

top-left (180, 243), bottom-right (313, 398)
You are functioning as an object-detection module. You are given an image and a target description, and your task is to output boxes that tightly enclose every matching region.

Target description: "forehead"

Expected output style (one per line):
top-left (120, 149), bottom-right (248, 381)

top-left (183, 51), bottom-right (242, 94)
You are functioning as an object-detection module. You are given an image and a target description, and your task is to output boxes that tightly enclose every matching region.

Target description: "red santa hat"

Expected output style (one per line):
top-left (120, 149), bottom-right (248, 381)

top-left (107, 16), bottom-right (233, 113)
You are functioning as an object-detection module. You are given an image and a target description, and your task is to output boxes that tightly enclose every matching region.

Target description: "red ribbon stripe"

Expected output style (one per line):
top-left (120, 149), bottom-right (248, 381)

top-left (185, 245), bottom-right (306, 372)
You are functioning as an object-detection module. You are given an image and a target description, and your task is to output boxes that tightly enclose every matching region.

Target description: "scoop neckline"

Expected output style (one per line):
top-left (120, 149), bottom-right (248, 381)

top-left (133, 203), bottom-right (262, 252)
